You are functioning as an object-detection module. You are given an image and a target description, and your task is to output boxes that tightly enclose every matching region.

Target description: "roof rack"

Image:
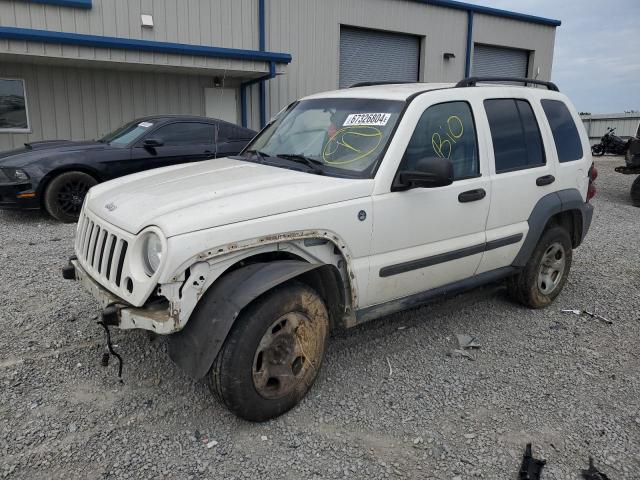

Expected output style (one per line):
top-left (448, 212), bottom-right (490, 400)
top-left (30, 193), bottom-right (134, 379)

top-left (455, 76), bottom-right (559, 91)
top-left (348, 81), bottom-right (414, 88)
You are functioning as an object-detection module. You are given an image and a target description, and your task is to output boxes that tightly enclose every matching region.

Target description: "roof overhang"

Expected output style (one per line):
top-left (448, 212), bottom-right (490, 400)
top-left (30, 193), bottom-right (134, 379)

top-left (412, 0), bottom-right (561, 27)
top-left (0, 27), bottom-right (293, 65)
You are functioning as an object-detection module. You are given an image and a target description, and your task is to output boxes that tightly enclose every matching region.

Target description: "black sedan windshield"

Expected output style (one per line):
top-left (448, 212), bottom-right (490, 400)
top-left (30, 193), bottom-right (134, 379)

top-left (244, 98), bottom-right (405, 177)
top-left (100, 119), bottom-right (156, 146)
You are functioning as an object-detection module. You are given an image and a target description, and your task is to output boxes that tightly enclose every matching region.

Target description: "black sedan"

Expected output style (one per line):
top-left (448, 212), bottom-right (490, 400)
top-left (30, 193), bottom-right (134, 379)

top-left (0, 115), bottom-right (256, 222)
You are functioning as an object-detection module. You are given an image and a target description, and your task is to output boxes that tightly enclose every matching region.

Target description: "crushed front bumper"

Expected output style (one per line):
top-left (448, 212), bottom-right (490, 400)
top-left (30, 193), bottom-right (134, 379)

top-left (64, 258), bottom-right (177, 334)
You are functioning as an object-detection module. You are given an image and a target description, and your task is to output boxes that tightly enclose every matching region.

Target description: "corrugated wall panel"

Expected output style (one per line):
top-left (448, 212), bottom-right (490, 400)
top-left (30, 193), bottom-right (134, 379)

top-left (0, 0), bottom-right (264, 73)
top-left (0, 61), bottom-right (218, 151)
top-left (472, 13), bottom-right (556, 80)
top-left (264, 0), bottom-right (555, 126)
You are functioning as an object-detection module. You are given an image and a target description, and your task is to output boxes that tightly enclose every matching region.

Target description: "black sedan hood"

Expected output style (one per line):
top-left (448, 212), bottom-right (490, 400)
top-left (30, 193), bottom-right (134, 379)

top-left (0, 140), bottom-right (113, 167)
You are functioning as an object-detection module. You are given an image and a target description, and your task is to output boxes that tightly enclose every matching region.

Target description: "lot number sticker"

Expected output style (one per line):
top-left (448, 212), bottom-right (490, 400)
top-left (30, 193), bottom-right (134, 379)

top-left (343, 113), bottom-right (391, 126)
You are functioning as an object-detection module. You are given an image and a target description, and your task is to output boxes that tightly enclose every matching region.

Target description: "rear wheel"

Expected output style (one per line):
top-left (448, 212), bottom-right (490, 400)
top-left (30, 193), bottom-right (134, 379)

top-left (591, 144), bottom-right (605, 156)
top-left (43, 171), bottom-right (97, 222)
top-left (507, 226), bottom-right (572, 308)
top-left (208, 282), bottom-right (329, 422)
top-left (631, 176), bottom-right (640, 207)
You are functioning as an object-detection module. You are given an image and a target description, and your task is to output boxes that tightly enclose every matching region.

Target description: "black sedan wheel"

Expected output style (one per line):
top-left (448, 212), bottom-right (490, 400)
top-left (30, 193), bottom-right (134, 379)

top-left (44, 171), bottom-right (97, 222)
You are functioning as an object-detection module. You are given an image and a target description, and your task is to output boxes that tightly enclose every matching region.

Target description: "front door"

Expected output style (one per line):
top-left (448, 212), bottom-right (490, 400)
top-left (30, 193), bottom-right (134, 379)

top-left (129, 121), bottom-right (216, 174)
top-left (365, 97), bottom-right (491, 307)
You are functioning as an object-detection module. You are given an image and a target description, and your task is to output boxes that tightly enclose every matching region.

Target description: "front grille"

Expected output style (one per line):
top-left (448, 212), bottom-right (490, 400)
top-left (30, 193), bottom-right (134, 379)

top-left (76, 211), bottom-right (129, 288)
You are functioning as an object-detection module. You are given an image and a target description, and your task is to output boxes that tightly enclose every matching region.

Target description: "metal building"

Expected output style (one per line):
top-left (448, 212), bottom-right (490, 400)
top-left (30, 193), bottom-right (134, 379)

top-left (0, 0), bottom-right (559, 151)
top-left (581, 113), bottom-right (640, 145)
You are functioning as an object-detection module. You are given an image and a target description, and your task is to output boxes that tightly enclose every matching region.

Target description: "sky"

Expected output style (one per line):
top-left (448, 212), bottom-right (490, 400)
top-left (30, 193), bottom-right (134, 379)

top-left (471, 0), bottom-right (640, 113)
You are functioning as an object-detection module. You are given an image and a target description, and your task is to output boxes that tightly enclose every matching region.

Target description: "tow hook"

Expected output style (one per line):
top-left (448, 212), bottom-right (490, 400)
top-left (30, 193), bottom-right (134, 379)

top-left (97, 304), bottom-right (124, 383)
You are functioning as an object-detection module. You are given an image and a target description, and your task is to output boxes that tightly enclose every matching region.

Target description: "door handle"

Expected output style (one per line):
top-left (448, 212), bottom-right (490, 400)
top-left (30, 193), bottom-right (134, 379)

top-left (536, 175), bottom-right (555, 186)
top-left (458, 188), bottom-right (486, 203)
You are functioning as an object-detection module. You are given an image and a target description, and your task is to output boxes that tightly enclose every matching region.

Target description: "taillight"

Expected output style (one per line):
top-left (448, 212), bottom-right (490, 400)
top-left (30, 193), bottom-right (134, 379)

top-left (587, 163), bottom-right (597, 201)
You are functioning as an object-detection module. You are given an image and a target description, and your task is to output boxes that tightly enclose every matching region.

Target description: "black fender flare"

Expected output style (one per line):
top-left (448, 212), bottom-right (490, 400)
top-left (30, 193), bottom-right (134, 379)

top-left (167, 260), bottom-right (324, 380)
top-left (512, 188), bottom-right (593, 267)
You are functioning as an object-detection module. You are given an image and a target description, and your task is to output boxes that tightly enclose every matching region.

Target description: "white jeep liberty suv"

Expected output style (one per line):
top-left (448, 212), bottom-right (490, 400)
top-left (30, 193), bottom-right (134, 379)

top-left (64, 77), bottom-right (595, 421)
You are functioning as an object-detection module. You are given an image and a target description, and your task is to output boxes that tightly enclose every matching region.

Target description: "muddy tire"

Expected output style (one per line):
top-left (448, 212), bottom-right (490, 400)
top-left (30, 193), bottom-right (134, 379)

top-left (208, 282), bottom-right (329, 422)
top-left (631, 176), bottom-right (640, 207)
top-left (44, 171), bottom-right (97, 222)
top-left (507, 226), bottom-right (573, 309)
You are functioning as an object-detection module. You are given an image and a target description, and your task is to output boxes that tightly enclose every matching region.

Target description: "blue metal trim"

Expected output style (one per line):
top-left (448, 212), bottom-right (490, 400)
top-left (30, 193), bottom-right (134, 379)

top-left (240, 62), bottom-right (277, 128)
top-left (258, 0), bottom-right (268, 128)
top-left (259, 0), bottom-right (266, 51)
top-left (464, 10), bottom-right (473, 77)
top-left (413, 0), bottom-right (560, 27)
top-left (23, 0), bottom-right (92, 8)
top-left (240, 85), bottom-right (248, 128)
top-left (0, 26), bottom-right (292, 63)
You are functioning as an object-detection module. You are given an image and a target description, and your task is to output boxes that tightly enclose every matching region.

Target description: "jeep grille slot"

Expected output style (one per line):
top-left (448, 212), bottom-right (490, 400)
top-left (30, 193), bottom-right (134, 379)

top-left (75, 211), bottom-right (131, 292)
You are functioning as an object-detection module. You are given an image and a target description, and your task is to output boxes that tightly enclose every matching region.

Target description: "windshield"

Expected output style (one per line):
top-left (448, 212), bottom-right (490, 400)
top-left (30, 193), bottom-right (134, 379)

top-left (100, 120), bottom-right (156, 146)
top-left (243, 98), bottom-right (405, 177)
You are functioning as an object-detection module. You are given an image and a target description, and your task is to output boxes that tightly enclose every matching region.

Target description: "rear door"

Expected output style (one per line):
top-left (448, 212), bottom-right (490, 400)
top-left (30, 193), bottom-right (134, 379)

top-left (476, 93), bottom-right (557, 274)
top-left (129, 121), bottom-right (216, 173)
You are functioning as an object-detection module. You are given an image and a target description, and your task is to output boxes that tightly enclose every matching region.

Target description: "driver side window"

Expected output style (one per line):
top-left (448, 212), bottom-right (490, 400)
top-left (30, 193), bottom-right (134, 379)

top-left (401, 101), bottom-right (479, 180)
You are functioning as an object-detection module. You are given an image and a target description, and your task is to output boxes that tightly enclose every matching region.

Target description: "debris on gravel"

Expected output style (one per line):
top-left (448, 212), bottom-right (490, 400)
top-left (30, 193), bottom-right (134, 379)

top-left (0, 157), bottom-right (638, 479)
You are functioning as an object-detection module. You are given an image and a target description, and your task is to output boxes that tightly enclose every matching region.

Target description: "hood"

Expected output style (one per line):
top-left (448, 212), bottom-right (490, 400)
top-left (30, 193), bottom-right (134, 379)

top-left (0, 140), bottom-right (111, 167)
top-left (86, 158), bottom-right (374, 237)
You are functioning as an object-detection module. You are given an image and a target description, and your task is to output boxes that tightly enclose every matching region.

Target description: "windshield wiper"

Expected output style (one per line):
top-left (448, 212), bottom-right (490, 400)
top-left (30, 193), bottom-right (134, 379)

top-left (277, 154), bottom-right (325, 175)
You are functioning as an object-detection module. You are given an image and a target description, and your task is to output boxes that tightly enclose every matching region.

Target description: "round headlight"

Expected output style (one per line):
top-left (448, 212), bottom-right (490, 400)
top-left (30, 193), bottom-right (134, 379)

top-left (142, 232), bottom-right (163, 275)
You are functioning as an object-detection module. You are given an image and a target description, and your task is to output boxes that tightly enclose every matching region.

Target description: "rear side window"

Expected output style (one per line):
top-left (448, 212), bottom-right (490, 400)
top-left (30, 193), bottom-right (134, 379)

top-left (401, 101), bottom-right (479, 180)
top-left (484, 99), bottom-right (545, 173)
top-left (152, 122), bottom-right (214, 146)
top-left (541, 99), bottom-right (583, 162)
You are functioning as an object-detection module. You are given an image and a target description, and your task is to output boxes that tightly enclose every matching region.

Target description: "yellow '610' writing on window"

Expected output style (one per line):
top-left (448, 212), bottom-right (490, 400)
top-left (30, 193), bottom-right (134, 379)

top-left (432, 115), bottom-right (464, 159)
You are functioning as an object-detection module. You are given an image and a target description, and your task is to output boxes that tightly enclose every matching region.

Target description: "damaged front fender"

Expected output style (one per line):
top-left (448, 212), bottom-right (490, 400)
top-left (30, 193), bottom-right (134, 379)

top-left (167, 260), bottom-right (324, 380)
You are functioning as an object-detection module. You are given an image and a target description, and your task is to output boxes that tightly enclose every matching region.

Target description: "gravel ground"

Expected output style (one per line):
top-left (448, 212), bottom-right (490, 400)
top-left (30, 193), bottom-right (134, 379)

top-left (1, 156), bottom-right (639, 479)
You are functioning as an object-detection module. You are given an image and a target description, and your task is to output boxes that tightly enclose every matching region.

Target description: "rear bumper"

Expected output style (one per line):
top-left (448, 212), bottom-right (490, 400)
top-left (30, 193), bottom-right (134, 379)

top-left (64, 258), bottom-right (177, 334)
top-left (0, 182), bottom-right (39, 210)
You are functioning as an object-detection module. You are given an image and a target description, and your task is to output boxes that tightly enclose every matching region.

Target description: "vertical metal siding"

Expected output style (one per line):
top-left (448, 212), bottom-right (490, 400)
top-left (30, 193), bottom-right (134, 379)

top-left (0, 61), bottom-right (214, 151)
top-left (338, 27), bottom-right (420, 88)
top-left (472, 44), bottom-right (528, 78)
top-left (471, 13), bottom-right (556, 80)
top-left (266, 0), bottom-right (554, 127)
top-left (0, 0), bottom-right (263, 73)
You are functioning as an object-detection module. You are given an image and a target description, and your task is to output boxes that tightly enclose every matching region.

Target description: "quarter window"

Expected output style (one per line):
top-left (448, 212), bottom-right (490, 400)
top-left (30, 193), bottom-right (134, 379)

top-left (541, 99), bottom-right (583, 162)
top-left (401, 101), bottom-right (479, 179)
top-left (484, 99), bottom-right (545, 173)
top-left (0, 78), bottom-right (29, 132)
top-left (152, 122), bottom-right (214, 146)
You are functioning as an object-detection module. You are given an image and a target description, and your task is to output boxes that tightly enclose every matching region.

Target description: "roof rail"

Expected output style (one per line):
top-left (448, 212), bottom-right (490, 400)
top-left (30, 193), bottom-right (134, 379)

top-left (348, 81), bottom-right (414, 88)
top-left (455, 76), bottom-right (559, 91)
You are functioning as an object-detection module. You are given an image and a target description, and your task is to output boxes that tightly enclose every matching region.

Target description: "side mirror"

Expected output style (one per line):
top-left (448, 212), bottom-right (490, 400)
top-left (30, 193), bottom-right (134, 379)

top-left (143, 138), bottom-right (164, 148)
top-left (397, 157), bottom-right (454, 189)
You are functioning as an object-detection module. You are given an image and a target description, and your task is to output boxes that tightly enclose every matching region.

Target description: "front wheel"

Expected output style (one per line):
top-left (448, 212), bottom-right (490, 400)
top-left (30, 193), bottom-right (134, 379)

top-left (507, 226), bottom-right (573, 309)
top-left (43, 171), bottom-right (98, 222)
top-left (208, 282), bottom-right (329, 422)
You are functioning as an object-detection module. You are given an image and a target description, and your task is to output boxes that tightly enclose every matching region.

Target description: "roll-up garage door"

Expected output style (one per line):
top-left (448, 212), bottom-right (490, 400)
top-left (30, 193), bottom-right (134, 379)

top-left (339, 27), bottom-right (420, 88)
top-left (472, 44), bottom-right (529, 78)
